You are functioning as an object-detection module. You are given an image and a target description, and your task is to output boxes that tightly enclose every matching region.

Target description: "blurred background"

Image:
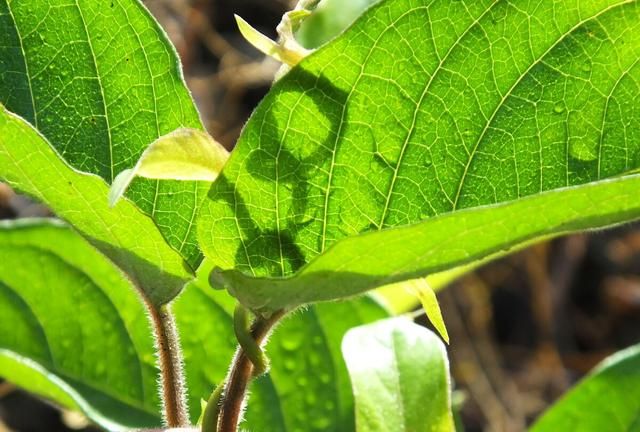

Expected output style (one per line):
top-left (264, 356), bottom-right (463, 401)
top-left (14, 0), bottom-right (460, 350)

top-left (1, 1), bottom-right (640, 431)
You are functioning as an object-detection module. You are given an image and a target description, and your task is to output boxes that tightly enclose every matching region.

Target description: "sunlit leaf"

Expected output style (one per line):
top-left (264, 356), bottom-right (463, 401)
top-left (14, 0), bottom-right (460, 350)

top-left (199, 0), bottom-right (640, 313)
top-left (0, 0), bottom-right (206, 266)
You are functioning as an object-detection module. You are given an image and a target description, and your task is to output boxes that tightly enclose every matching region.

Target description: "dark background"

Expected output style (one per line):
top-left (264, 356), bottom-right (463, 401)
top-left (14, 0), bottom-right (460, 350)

top-left (1, 1), bottom-right (639, 431)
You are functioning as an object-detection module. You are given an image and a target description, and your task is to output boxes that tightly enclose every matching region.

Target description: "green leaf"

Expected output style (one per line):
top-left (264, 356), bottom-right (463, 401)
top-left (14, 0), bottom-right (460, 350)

top-left (532, 344), bottom-right (640, 431)
top-left (211, 174), bottom-right (640, 315)
top-left (0, 219), bottom-right (162, 430)
top-left (174, 259), bottom-right (390, 430)
top-left (198, 0), bottom-right (640, 312)
top-left (342, 318), bottom-right (454, 432)
top-left (109, 128), bottom-right (229, 207)
top-left (0, 0), bottom-right (206, 266)
top-left (0, 105), bottom-right (191, 305)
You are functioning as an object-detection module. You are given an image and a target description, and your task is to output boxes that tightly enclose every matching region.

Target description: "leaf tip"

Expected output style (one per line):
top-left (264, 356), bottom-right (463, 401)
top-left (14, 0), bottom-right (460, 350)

top-left (108, 169), bottom-right (135, 207)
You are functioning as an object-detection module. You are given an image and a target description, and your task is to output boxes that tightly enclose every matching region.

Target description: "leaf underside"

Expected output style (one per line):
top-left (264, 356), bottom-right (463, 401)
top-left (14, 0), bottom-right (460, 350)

top-left (0, 0), bottom-right (206, 267)
top-left (175, 260), bottom-right (390, 431)
top-left (198, 0), bottom-right (640, 311)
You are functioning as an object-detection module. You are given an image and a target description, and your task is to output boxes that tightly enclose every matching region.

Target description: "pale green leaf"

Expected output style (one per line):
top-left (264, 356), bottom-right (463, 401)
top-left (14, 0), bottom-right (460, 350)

top-left (296, 0), bottom-right (380, 48)
top-left (532, 343), bottom-right (640, 431)
top-left (0, 105), bottom-right (191, 305)
top-left (342, 318), bottom-right (454, 432)
top-left (109, 128), bottom-right (229, 207)
top-left (199, 0), bottom-right (640, 313)
top-left (0, 0), bottom-right (206, 266)
top-left (0, 219), bottom-right (161, 430)
top-left (376, 264), bottom-right (475, 314)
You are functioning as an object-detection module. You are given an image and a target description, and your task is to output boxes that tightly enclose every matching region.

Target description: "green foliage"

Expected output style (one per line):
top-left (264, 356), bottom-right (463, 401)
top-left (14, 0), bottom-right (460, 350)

top-left (175, 260), bottom-right (390, 431)
top-left (532, 344), bottom-right (640, 431)
top-left (0, 219), bottom-right (160, 429)
top-left (1, 0), bottom-right (639, 430)
top-left (0, 106), bottom-right (191, 305)
top-left (296, 0), bottom-right (380, 48)
top-left (197, 0), bottom-right (640, 313)
top-left (342, 318), bottom-right (454, 432)
top-left (0, 0), bottom-right (206, 267)
top-left (0, 220), bottom-right (389, 430)
top-left (109, 128), bottom-right (229, 207)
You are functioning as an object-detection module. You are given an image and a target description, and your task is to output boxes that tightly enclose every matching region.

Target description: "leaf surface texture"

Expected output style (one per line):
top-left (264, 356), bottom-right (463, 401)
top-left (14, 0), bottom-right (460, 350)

top-left (0, 0), bottom-right (206, 266)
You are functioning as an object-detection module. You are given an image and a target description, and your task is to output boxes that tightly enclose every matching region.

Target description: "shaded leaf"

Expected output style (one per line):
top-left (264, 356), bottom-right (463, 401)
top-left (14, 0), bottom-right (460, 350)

top-left (342, 318), bottom-right (454, 432)
top-left (0, 220), bottom-right (389, 431)
top-left (174, 259), bottom-right (390, 430)
top-left (0, 219), bottom-right (161, 430)
top-left (532, 343), bottom-right (640, 432)
top-left (0, 0), bottom-right (206, 266)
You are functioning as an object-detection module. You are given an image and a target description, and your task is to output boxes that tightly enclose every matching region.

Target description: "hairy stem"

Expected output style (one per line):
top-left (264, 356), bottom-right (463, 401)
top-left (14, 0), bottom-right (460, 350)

top-left (216, 310), bottom-right (285, 432)
top-left (147, 302), bottom-right (190, 427)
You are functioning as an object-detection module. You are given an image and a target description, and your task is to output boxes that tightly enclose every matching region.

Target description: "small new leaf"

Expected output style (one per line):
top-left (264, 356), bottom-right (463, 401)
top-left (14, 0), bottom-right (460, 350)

top-left (405, 279), bottom-right (449, 344)
top-left (235, 15), bottom-right (309, 67)
top-left (109, 128), bottom-right (229, 207)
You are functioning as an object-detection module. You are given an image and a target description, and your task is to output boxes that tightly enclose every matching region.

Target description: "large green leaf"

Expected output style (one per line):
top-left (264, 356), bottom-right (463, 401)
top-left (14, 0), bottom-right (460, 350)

top-left (0, 219), bottom-right (161, 430)
top-left (532, 343), bottom-right (640, 431)
top-left (198, 0), bottom-right (640, 311)
top-left (0, 0), bottom-right (205, 266)
top-left (173, 259), bottom-right (390, 430)
top-left (0, 105), bottom-right (190, 305)
top-left (0, 220), bottom-right (389, 431)
top-left (342, 318), bottom-right (454, 432)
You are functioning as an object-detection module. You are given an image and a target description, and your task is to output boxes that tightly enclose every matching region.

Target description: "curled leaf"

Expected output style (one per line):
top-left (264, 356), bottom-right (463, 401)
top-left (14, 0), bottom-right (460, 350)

top-left (109, 128), bottom-right (229, 207)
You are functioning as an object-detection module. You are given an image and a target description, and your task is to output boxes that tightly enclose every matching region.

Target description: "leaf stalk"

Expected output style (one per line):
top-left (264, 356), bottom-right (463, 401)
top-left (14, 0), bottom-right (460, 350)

top-left (206, 308), bottom-right (285, 432)
top-left (146, 302), bottom-right (190, 427)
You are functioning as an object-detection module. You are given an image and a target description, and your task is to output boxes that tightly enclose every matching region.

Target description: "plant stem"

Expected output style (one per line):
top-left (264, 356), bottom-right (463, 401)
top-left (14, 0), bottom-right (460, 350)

top-left (147, 302), bottom-right (190, 427)
top-left (216, 310), bottom-right (285, 432)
